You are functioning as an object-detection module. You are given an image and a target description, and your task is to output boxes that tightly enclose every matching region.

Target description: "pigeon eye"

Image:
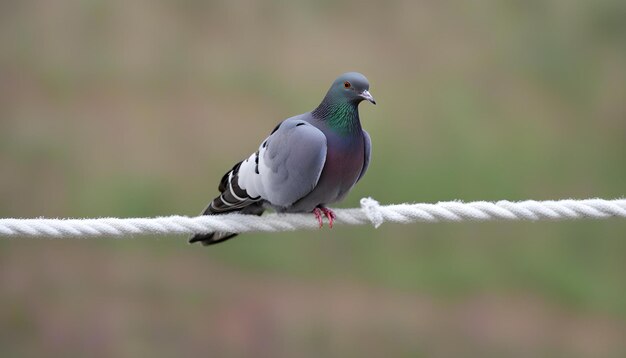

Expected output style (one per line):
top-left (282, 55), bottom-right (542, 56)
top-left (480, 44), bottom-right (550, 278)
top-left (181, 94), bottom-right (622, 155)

top-left (344, 81), bottom-right (351, 89)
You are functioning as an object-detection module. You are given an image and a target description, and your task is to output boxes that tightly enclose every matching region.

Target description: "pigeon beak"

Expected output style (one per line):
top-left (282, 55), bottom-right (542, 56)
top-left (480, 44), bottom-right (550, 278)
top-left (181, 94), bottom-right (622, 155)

top-left (360, 90), bottom-right (376, 105)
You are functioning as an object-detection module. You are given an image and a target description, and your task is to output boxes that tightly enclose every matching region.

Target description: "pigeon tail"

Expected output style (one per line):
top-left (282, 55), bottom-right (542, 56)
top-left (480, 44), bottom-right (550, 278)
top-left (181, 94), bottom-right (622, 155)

top-left (188, 201), bottom-right (264, 246)
top-left (189, 161), bottom-right (264, 246)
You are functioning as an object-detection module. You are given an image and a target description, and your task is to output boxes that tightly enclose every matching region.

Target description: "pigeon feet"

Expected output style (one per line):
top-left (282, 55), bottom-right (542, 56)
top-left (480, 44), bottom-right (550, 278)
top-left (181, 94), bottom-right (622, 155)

top-left (313, 208), bottom-right (324, 228)
top-left (321, 207), bottom-right (336, 228)
top-left (313, 207), bottom-right (336, 228)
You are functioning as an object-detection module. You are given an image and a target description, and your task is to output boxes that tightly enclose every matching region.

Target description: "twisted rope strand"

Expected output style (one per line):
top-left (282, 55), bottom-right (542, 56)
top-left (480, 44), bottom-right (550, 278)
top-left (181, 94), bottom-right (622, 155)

top-left (0, 197), bottom-right (624, 238)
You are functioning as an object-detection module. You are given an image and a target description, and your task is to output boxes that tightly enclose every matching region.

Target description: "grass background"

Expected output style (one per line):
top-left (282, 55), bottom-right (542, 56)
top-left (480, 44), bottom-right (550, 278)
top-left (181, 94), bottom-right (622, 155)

top-left (1, 0), bottom-right (625, 356)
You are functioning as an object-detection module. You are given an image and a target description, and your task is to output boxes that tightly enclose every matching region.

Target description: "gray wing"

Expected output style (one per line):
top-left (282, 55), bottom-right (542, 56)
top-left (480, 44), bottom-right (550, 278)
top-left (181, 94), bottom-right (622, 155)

top-left (237, 118), bottom-right (327, 208)
top-left (356, 129), bottom-right (371, 182)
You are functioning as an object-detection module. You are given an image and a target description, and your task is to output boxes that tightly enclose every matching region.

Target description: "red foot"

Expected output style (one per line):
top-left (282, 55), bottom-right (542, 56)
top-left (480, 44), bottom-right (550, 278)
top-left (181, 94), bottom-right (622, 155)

top-left (313, 207), bottom-right (336, 228)
top-left (313, 208), bottom-right (324, 228)
top-left (321, 207), bottom-right (336, 228)
top-left (319, 207), bottom-right (336, 228)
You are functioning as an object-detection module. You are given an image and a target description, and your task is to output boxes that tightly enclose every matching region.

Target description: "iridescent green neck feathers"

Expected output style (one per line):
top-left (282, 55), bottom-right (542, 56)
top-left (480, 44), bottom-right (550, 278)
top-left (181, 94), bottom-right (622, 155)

top-left (312, 97), bottom-right (361, 134)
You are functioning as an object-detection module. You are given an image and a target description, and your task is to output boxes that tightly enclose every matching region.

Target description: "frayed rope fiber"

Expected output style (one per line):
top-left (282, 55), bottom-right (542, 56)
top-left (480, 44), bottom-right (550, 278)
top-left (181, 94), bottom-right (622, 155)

top-left (0, 198), bottom-right (625, 238)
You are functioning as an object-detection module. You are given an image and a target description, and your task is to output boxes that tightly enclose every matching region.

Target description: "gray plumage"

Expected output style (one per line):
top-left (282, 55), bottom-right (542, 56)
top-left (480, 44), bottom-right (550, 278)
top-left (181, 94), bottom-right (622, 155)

top-left (190, 72), bottom-right (375, 245)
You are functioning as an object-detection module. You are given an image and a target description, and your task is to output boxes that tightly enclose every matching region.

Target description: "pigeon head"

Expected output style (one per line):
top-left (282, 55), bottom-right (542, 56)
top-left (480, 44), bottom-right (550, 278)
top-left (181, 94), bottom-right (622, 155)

top-left (326, 72), bottom-right (376, 105)
top-left (312, 72), bottom-right (375, 133)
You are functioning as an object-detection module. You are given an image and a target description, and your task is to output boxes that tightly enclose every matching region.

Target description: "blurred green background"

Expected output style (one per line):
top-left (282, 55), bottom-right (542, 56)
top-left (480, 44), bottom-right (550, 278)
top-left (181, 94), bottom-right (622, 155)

top-left (1, 0), bottom-right (626, 356)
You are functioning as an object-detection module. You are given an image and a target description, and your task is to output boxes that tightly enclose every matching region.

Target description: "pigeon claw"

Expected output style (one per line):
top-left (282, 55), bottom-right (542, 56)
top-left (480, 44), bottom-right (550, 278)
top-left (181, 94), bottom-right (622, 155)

top-left (320, 207), bottom-right (336, 229)
top-left (313, 208), bottom-right (324, 228)
top-left (313, 207), bottom-right (336, 228)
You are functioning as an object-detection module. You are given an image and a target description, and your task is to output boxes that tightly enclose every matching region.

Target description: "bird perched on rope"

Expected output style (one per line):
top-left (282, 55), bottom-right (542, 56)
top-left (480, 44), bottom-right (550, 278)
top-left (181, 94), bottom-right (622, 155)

top-left (190, 72), bottom-right (375, 245)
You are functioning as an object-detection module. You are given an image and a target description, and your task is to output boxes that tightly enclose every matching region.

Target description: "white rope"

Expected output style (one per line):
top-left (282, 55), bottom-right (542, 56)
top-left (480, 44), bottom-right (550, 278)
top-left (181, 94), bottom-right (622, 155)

top-left (0, 197), bottom-right (624, 238)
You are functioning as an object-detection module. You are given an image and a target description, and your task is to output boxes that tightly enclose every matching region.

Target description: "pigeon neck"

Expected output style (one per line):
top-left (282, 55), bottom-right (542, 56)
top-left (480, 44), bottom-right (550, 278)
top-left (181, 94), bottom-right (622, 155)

top-left (312, 98), bottom-right (361, 135)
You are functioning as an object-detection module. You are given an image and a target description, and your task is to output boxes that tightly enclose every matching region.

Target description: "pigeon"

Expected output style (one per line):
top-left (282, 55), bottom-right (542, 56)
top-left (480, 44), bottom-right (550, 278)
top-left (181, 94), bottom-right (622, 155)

top-left (189, 72), bottom-right (375, 245)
